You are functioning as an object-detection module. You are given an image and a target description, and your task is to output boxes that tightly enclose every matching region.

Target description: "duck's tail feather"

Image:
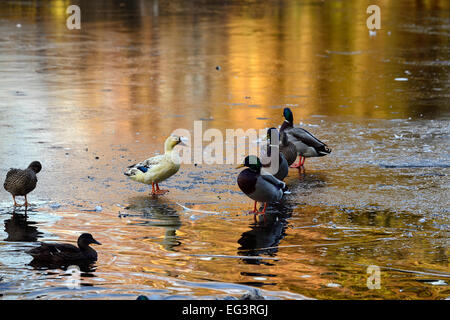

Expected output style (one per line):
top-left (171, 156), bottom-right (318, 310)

top-left (317, 145), bottom-right (332, 156)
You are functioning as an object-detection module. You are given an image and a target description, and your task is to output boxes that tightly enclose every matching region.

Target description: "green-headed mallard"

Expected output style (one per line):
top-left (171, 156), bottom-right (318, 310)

top-left (280, 108), bottom-right (331, 168)
top-left (260, 128), bottom-right (289, 181)
top-left (27, 233), bottom-right (101, 266)
top-left (3, 161), bottom-right (42, 207)
top-left (124, 135), bottom-right (185, 195)
top-left (236, 156), bottom-right (287, 215)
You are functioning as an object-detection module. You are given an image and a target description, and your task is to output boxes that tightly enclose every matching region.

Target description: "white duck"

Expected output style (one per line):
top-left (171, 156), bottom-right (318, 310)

top-left (124, 135), bottom-right (185, 195)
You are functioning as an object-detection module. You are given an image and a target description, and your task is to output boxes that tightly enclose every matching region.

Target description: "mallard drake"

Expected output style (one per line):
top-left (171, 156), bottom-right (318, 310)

top-left (27, 233), bottom-right (101, 266)
top-left (3, 161), bottom-right (41, 207)
top-left (124, 135), bottom-right (185, 195)
top-left (236, 156), bottom-right (287, 215)
top-left (280, 108), bottom-right (331, 168)
top-left (260, 128), bottom-right (289, 181)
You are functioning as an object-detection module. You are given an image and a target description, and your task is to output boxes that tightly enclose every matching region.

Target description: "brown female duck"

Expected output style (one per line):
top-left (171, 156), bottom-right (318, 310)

top-left (3, 161), bottom-right (42, 207)
top-left (27, 233), bottom-right (101, 267)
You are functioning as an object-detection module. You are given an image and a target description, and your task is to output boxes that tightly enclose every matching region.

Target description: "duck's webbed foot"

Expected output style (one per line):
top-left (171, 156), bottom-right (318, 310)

top-left (24, 195), bottom-right (29, 207)
top-left (290, 157), bottom-right (301, 168)
top-left (299, 156), bottom-right (306, 167)
top-left (153, 190), bottom-right (169, 195)
top-left (250, 201), bottom-right (259, 214)
top-left (151, 183), bottom-right (169, 195)
top-left (253, 203), bottom-right (268, 223)
top-left (290, 156), bottom-right (305, 169)
top-left (155, 183), bottom-right (169, 194)
top-left (13, 196), bottom-right (22, 207)
top-left (260, 203), bottom-right (267, 214)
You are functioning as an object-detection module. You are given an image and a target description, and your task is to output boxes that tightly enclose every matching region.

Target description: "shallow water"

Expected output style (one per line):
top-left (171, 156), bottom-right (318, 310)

top-left (0, 0), bottom-right (449, 299)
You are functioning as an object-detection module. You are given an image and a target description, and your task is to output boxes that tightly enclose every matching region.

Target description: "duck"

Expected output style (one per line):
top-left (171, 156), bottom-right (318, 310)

top-left (280, 108), bottom-right (331, 168)
top-left (260, 128), bottom-right (289, 181)
top-left (279, 130), bottom-right (297, 166)
top-left (3, 161), bottom-right (42, 207)
top-left (27, 233), bottom-right (101, 266)
top-left (124, 135), bottom-right (185, 195)
top-left (236, 156), bottom-right (288, 215)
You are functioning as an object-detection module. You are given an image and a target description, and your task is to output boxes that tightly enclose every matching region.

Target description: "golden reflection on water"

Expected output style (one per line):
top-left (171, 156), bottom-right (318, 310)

top-left (0, 0), bottom-right (448, 299)
top-left (1, 0), bottom-right (448, 135)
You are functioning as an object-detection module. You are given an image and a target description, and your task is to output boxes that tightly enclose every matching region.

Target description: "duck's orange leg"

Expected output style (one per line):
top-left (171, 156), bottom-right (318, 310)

top-left (254, 203), bottom-right (267, 223)
top-left (290, 156), bottom-right (300, 168)
top-left (291, 156), bottom-right (305, 169)
top-left (299, 156), bottom-right (306, 166)
top-left (260, 203), bottom-right (267, 214)
top-left (24, 195), bottom-right (29, 207)
top-left (154, 183), bottom-right (169, 195)
top-left (251, 201), bottom-right (258, 213)
top-left (150, 182), bottom-right (157, 195)
top-left (12, 195), bottom-right (21, 207)
top-left (290, 156), bottom-right (303, 168)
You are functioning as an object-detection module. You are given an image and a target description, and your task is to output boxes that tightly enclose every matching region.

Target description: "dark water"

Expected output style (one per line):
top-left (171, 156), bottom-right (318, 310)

top-left (0, 0), bottom-right (449, 299)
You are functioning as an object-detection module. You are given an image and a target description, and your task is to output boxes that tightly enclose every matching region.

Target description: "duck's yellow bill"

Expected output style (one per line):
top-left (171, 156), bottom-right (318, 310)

top-left (235, 164), bottom-right (245, 169)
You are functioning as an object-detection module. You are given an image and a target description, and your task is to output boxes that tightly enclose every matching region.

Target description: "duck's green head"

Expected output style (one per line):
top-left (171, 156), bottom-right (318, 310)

top-left (266, 127), bottom-right (279, 144)
top-left (236, 155), bottom-right (262, 172)
top-left (283, 107), bottom-right (294, 124)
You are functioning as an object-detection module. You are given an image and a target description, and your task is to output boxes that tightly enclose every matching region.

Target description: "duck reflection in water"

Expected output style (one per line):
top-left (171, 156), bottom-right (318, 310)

top-left (290, 170), bottom-right (328, 193)
top-left (237, 203), bottom-right (293, 265)
top-left (123, 196), bottom-right (182, 251)
top-left (4, 208), bottom-right (42, 242)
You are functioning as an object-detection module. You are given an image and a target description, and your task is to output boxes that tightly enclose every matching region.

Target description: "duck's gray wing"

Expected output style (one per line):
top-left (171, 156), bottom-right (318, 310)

top-left (260, 173), bottom-right (285, 190)
top-left (287, 127), bottom-right (328, 148)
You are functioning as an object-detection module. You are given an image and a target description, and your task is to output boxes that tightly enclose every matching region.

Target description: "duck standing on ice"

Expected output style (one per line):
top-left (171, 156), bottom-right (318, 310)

top-left (236, 156), bottom-right (288, 216)
top-left (280, 108), bottom-right (331, 169)
top-left (124, 135), bottom-right (185, 196)
top-left (3, 161), bottom-right (42, 207)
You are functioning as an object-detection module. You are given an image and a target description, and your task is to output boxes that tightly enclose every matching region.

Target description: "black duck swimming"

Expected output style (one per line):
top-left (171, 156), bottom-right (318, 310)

top-left (27, 233), bottom-right (101, 267)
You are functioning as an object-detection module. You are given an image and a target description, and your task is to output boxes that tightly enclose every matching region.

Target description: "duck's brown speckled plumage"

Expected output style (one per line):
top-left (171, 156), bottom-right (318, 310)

top-left (3, 161), bottom-right (41, 197)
